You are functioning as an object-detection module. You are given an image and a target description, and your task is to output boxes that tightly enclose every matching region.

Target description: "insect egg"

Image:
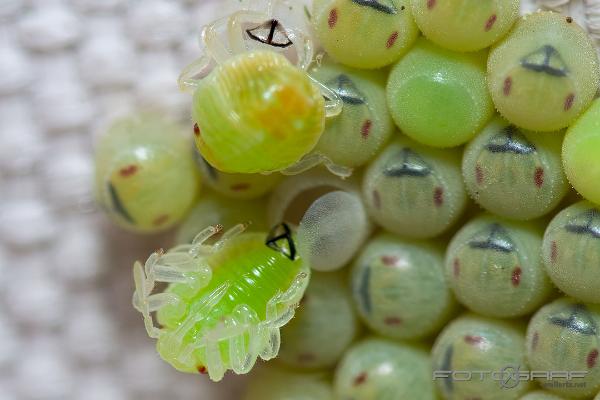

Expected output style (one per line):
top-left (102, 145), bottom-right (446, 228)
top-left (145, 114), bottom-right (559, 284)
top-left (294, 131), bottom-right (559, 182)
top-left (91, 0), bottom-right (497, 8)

top-left (563, 99), bottom-right (600, 205)
top-left (244, 365), bottom-right (334, 400)
top-left (446, 215), bottom-right (553, 318)
top-left (519, 391), bottom-right (569, 400)
top-left (312, 0), bottom-right (419, 69)
top-left (463, 116), bottom-right (568, 220)
top-left (526, 298), bottom-right (600, 398)
top-left (362, 136), bottom-right (467, 238)
top-left (334, 338), bottom-right (437, 400)
top-left (488, 12), bottom-right (600, 132)
top-left (194, 151), bottom-right (282, 200)
top-left (387, 38), bottom-right (494, 147)
top-left (268, 169), bottom-right (370, 271)
top-left (133, 223), bottom-right (310, 381)
top-left (351, 234), bottom-right (457, 340)
top-left (542, 201), bottom-right (600, 304)
top-left (278, 271), bottom-right (359, 370)
top-left (411, 0), bottom-right (520, 52)
top-left (432, 314), bottom-right (530, 400)
top-left (305, 58), bottom-right (394, 173)
top-left (94, 114), bottom-right (201, 233)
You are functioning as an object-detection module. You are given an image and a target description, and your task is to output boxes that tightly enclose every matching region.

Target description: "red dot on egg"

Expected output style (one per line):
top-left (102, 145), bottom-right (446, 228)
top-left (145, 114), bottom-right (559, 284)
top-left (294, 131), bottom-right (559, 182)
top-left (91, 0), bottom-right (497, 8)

top-left (475, 164), bottom-right (484, 185)
top-left (485, 14), bottom-right (497, 31)
top-left (434, 187), bottom-right (444, 207)
top-left (534, 167), bottom-right (544, 188)
top-left (119, 164), bottom-right (138, 177)
top-left (194, 123), bottom-right (201, 137)
top-left (427, 0), bottom-right (436, 9)
top-left (197, 365), bottom-right (207, 374)
top-left (511, 267), bottom-right (522, 287)
top-left (328, 8), bottom-right (338, 28)
top-left (551, 241), bottom-right (558, 263)
top-left (564, 94), bottom-right (575, 111)
top-left (587, 349), bottom-right (599, 368)
top-left (230, 183), bottom-right (251, 192)
top-left (361, 120), bottom-right (372, 139)
top-left (503, 77), bottom-right (513, 96)
top-left (372, 190), bottom-right (382, 210)
top-left (381, 255), bottom-right (398, 266)
top-left (353, 372), bottom-right (368, 386)
top-left (531, 331), bottom-right (539, 350)
top-left (453, 258), bottom-right (460, 278)
top-left (386, 31), bottom-right (399, 49)
top-left (384, 316), bottom-right (403, 326)
top-left (153, 214), bottom-right (170, 227)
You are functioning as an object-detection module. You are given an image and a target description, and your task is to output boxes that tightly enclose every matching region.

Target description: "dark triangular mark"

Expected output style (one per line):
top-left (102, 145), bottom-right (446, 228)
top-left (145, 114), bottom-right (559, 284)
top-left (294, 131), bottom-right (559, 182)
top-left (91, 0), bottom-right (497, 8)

top-left (351, 0), bottom-right (398, 14)
top-left (439, 346), bottom-right (454, 394)
top-left (521, 45), bottom-right (569, 77)
top-left (383, 148), bottom-right (432, 178)
top-left (266, 223), bottom-right (297, 260)
top-left (358, 266), bottom-right (372, 314)
top-left (565, 209), bottom-right (600, 239)
top-left (246, 19), bottom-right (293, 48)
top-left (107, 182), bottom-right (135, 224)
top-left (326, 74), bottom-right (367, 105)
top-left (549, 303), bottom-right (598, 336)
top-left (469, 223), bottom-right (515, 253)
top-left (486, 125), bottom-right (537, 154)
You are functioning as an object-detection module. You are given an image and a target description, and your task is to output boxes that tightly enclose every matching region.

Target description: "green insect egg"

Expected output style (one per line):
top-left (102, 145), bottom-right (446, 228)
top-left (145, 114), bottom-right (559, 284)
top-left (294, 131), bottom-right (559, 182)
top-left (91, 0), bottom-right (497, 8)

top-left (446, 215), bottom-right (553, 318)
top-left (244, 365), bottom-right (334, 400)
top-left (526, 298), bottom-right (600, 398)
top-left (192, 50), bottom-right (326, 174)
top-left (519, 391), bottom-right (568, 400)
top-left (488, 12), bottom-right (600, 132)
top-left (432, 314), bottom-right (530, 400)
top-left (563, 99), bottom-right (600, 205)
top-left (387, 38), bottom-right (494, 148)
top-left (411, 0), bottom-right (519, 52)
top-left (278, 271), bottom-right (359, 370)
top-left (334, 337), bottom-right (437, 400)
top-left (132, 223), bottom-right (310, 381)
top-left (269, 169), bottom-right (370, 271)
top-left (542, 201), bottom-right (600, 304)
top-left (312, 0), bottom-right (419, 69)
top-left (94, 114), bottom-right (201, 233)
top-left (362, 137), bottom-right (467, 238)
top-left (306, 58), bottom-right (394, 171)
top-left (463, 117), bottom-right (568, 220)
top-left (194, 151), bottom-right (282, 200)
top-left (351, 234), bottom-right (457, 340)
top-left (175, 191), bottom-right (268, 245)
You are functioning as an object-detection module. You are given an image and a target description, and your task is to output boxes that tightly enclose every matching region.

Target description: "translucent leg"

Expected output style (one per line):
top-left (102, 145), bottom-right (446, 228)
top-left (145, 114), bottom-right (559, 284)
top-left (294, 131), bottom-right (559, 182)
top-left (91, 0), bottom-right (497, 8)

top-left (309, 75), bottom-right (343, 118)
top-left (132, 225), bottom-right (223, 338)
top-left (281, 153), bottom-right (353, 178)
top-left (202, 15), bottom-right (236, 64)
top-left (177, 54), bottom-right (213, 93)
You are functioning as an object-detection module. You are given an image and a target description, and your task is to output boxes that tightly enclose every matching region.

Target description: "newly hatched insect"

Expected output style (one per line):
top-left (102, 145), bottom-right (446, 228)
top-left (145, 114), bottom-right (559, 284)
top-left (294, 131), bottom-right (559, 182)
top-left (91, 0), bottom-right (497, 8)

top-left (268, 169), bottom-right (370, 271)
top-left (175, 191), bottom-right (268, 245)
top-left (488, 12), bottom-right (600, 132)
top-left (387, 38), bottom-right (494, 148)
top-left (290, 58), bottom-right (394, 177)
top-left (563, 99), bottom-right (600, 205)
top-left (463, 117), bottom-right (568, 220)
top-left (312, 0), bottom-right (419, 69)
top-left (194, 152), bottom-right (282, 200)
top-left (446, 215), bottom-right (553, 318)
top-left (411, 0), bottom-right (519, 52)
top-left (244, 365), bottom-right (334, 400)
top-left (132, 223), bottom-right (310, 381)
top-left (542, 201), bottom-right (600, 304)
top-left (334, 338), bottom-right (437, 400)
top-left (526, 298), bottom-right (600, 398)
top-left (362, 137), bottom-right (467, 239)
top-left (519, 391), bottom-right (568, 400)
top-left (432, 314), bottom-right (530, 400)
top-left (351, 234), bottom-right (457, 340)
top-left (278, 271), bottom-right (359, 370)
top-left (94, 114), bottom-right (201, 233)
top-left (179, 0), bottom-right (342, 174)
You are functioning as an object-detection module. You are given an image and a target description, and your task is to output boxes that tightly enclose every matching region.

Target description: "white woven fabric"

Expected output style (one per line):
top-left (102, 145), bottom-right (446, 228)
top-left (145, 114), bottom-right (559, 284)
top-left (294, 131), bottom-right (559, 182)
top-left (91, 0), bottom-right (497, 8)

top-left (0, 0), bottom-right (596, 399)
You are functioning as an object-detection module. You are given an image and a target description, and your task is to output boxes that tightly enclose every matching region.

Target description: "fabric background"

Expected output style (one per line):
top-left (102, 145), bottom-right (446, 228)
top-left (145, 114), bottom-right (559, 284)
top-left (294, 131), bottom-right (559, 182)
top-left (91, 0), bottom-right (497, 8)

top-left (0, 0), bottom-right (594, 399)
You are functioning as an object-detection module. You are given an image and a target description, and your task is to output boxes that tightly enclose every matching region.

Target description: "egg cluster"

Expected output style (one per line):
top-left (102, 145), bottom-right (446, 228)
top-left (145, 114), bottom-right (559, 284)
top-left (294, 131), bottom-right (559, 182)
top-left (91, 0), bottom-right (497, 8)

top-left (92, 0), bottom-right (600, 398)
